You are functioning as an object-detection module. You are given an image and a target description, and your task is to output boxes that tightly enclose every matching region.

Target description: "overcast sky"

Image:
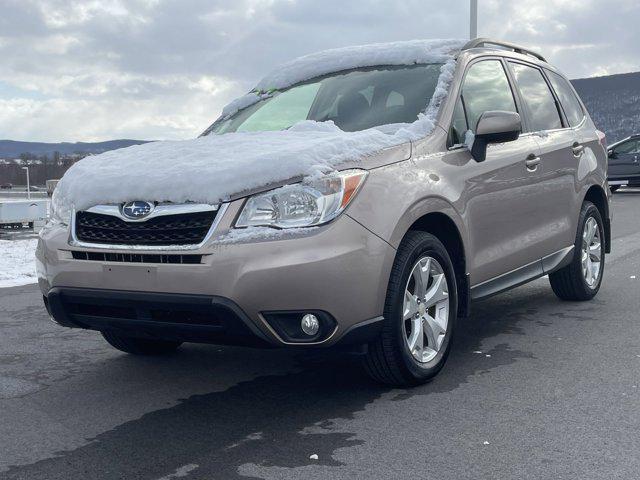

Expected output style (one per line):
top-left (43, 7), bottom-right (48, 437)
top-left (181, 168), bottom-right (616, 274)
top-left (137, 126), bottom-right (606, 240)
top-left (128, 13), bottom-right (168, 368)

top-left (0, 0), bottom-right (638, 142)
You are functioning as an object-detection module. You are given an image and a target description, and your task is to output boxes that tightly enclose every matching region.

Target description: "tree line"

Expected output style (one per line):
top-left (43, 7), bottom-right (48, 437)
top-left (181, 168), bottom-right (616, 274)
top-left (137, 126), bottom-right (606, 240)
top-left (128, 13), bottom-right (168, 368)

top-left (0, 152), bottom-right (86, 186)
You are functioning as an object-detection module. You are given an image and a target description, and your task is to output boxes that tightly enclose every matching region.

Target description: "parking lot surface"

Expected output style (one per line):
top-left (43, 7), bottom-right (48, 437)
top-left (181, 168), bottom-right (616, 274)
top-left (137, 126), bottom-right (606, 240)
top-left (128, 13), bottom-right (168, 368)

top-left (1, 190), bottom-right (639, 479)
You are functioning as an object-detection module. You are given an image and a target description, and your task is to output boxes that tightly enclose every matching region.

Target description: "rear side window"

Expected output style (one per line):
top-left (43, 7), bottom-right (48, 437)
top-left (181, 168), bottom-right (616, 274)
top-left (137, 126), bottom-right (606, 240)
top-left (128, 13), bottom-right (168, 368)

top-left (613, 139), bottom-right (640, 154)
top-left (509, 62), bottom-right (562, 132)
top-left (461, 60), bottom-right (518, 132)
top-left (546, 70), bottom-right (585, 127)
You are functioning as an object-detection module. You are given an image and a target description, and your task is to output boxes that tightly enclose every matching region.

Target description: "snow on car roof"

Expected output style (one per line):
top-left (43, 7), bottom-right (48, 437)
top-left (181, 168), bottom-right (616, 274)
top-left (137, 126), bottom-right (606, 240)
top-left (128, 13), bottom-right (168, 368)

top-left (220, 38), bottom-right (465, 120)
top-left (256, 39), bottom-right (465, 91)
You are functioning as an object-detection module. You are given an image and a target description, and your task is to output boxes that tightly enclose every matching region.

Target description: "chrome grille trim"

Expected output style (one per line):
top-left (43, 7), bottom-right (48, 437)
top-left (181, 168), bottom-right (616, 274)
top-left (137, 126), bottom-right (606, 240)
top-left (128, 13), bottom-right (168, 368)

top-left (85, 203), bottom-right (218, 222)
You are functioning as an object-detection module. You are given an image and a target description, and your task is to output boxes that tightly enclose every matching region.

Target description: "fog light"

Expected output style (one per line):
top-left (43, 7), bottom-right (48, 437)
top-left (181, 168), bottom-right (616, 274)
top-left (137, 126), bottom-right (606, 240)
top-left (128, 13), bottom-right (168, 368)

top-left (301, 314), bottom-right (320, 336)
top-left (262, 310), bottom-right (336, 343)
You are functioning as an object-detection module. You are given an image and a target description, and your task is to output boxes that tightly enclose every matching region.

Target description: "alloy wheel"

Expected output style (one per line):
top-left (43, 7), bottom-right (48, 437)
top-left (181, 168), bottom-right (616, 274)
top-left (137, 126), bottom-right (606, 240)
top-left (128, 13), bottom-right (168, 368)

top-left (581, 216), bottom-right (602, 288)
top-left (402, 256), bottom-right (450, 363)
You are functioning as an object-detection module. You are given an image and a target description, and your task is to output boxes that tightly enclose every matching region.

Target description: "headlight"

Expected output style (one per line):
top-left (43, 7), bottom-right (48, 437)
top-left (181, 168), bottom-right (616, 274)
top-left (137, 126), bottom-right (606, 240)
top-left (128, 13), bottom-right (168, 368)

top-left (235, 169), bottom-right (368, 229)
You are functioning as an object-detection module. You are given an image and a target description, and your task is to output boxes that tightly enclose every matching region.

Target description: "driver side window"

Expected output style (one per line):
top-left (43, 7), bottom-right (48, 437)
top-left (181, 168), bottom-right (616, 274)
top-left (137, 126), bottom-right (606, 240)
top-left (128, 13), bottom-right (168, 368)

top-left (462, 60), bottom-right (518, 133)
top-left (449, 59), bottom-right (518, 147)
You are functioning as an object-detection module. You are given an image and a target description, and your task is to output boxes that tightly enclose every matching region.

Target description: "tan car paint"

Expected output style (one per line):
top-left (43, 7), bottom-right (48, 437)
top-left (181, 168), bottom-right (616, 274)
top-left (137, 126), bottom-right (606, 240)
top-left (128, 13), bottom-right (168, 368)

top-left (37, 48), bottom-right (610, 347)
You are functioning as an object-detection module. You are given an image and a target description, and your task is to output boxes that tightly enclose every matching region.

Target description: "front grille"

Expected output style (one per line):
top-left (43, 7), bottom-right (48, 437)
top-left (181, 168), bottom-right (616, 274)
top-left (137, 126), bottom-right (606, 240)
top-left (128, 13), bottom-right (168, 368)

top-left (71, 251), bottom-right (203, 264)
top-left (75, 209), bottom-right (217, 246)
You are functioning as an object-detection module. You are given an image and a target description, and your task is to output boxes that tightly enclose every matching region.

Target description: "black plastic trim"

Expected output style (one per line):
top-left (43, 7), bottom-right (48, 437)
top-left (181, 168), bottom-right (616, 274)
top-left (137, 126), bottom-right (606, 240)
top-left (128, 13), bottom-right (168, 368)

top-left (471, 259), bottom-right (544, 301)
top-left (458, 273), bottom-right (471, 318)
top-left (541, 246), bottom-right (574, 273)
top-left (604, 218), bottom-right (612, 254)
top-left (471, 247), bottom-right (575, 301)
top-left (335, 316), bottom-right (384, 346)
top-left (45, 287), bottom-right (275, 347)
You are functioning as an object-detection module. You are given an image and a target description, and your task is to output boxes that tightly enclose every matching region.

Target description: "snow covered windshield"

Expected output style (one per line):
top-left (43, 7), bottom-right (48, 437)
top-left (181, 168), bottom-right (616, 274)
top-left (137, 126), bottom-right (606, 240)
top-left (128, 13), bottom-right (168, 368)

top-left (209, 64), bottom-right (444, 134)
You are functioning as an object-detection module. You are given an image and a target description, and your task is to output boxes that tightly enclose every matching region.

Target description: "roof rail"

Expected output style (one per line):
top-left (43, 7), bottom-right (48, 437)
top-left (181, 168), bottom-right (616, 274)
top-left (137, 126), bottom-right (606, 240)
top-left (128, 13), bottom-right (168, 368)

top-left (462, 38), bottom-right (547, 63)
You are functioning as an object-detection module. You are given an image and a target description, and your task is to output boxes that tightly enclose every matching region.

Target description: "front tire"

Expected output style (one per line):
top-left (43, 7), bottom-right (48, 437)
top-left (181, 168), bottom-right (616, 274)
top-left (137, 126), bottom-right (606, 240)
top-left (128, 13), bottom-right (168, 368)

top-left (363, 231), bottom-right (458, 386)
top-left (102, 331), bottom-right (182, 355)
top-left (549, 201), bottom-right (605, 301)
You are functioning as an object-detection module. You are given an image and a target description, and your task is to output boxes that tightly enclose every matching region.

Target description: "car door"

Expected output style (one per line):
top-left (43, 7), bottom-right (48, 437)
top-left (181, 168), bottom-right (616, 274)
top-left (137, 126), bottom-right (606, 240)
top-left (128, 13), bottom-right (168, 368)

top-left (506, 61), bottom-right (580, 260)
top-left (608, 139), bottom-right (640, 178)
top-left (444, 58), bottom-right (543, 285)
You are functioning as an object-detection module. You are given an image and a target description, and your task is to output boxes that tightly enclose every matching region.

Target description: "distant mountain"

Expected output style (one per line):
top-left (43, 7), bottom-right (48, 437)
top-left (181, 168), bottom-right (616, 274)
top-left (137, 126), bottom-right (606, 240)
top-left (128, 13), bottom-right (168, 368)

top-left (571, 71), bottom-right (640, 143)
top-left (0, 139), bottom-right (150, 159)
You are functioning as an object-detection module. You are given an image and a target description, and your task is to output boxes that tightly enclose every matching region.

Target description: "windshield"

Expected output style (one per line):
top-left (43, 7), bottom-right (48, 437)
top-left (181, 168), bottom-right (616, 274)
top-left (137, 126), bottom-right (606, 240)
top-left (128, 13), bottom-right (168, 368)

top-left (207, 64), bottom-right (444, 135)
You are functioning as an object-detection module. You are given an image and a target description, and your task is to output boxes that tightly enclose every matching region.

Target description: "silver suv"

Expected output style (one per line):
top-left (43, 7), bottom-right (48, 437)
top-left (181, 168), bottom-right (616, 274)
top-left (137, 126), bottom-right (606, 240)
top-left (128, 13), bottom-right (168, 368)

top-left (37, 38), bottom-right (611, 386)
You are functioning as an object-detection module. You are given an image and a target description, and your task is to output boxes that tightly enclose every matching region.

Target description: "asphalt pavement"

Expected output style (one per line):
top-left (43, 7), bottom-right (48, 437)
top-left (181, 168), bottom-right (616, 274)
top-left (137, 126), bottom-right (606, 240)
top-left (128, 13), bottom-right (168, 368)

top-left (1, 190), bottom-right (639, 480)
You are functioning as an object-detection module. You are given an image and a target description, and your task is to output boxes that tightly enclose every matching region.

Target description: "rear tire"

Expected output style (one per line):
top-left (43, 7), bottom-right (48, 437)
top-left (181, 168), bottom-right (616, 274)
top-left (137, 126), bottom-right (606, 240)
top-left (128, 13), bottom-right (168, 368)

top-left (363, 231), bottom-right (458, 386)
top-left (549, 201), bottom-right (605, 301)
top-left (102, 331), bottom-right (182, 355)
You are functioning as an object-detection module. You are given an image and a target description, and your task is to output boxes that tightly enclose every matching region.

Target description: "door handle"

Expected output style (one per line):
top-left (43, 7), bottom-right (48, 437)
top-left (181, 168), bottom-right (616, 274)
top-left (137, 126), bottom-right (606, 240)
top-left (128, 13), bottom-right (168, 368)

top-left (572, 143), bottom-right (584, 156)
top-left (525, 154), bottom-right (541, 171)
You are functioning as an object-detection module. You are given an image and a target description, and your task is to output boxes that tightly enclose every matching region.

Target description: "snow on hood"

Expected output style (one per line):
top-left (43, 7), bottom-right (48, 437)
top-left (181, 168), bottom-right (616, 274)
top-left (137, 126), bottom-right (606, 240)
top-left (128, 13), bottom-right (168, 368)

top-left (53, 39), bottom-right (465, 219)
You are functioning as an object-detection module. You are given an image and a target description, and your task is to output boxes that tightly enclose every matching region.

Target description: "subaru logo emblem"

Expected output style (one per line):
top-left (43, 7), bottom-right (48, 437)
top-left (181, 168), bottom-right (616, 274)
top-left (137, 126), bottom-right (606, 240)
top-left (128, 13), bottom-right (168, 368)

top-left (121, 201), bottom-right (154, 219)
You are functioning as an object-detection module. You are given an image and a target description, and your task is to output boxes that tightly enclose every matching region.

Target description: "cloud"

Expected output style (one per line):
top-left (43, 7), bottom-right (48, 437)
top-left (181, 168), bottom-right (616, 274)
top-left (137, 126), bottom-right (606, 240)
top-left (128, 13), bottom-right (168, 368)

top-left (0, 0), bottom-right (638, 141)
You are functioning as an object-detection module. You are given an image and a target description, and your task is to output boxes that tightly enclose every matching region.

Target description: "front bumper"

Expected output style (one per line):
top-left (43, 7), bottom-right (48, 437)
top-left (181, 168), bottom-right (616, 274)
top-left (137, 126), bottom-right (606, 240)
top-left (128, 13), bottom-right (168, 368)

top-left (36, 208), bottom-right (394, 348)
top-left (44, 288), bottom-right (276, 347)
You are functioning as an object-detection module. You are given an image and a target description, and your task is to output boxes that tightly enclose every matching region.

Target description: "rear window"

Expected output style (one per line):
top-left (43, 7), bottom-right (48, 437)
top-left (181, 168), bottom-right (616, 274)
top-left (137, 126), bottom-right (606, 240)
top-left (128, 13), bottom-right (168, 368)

top-left (546, 70), bottom-right (585, 127)
top-left (509, 62), bottom-right (562, 132)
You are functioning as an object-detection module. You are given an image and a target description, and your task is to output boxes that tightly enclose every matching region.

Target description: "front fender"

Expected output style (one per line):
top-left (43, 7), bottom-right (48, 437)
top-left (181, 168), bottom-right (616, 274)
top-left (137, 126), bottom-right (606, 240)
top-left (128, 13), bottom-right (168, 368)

top-left (346, 155), bottom-right (467, 251)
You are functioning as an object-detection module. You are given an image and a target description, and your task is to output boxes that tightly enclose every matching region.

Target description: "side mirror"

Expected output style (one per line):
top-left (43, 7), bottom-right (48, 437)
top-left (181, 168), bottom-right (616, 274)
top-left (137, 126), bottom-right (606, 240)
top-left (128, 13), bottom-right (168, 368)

top-left (471, 111), bottom-right (522, 162)
top-left (608, 149), bottom-right (617, 159)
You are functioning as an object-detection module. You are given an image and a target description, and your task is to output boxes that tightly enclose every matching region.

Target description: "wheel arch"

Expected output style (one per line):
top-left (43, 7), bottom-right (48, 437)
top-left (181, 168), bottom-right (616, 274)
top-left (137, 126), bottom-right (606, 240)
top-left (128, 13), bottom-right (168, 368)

top-left (405, 210), bottom-right (470, 317)
top-left (583, 184), bottom-right (611, 253)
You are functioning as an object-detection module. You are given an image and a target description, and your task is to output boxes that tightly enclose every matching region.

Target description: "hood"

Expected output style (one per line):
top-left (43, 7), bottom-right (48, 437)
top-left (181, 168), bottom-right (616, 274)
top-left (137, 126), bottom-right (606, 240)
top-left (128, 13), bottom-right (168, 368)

top-left (53, 121), bottom-right (418, 219)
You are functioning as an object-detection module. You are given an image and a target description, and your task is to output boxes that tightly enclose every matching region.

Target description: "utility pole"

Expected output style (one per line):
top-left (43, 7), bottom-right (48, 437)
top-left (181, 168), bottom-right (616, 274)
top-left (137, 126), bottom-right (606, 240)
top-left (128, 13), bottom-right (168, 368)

top-left (22, 166), bottom-right (31, 200)
top-left (470, 0), bottom-right (478, 39)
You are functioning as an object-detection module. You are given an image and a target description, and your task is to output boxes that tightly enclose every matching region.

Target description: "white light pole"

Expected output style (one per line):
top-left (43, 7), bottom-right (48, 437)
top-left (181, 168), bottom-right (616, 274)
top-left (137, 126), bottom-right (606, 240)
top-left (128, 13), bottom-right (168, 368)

top-left (22, 166), bottom-right (31, 200)
top-left (470, 0), bottom-right (478, 39)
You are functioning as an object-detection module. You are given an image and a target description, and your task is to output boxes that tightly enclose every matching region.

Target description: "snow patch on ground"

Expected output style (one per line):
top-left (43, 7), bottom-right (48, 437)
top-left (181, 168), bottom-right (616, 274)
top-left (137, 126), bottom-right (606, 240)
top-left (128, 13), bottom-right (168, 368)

top-left (0, 233), bottom-right (38, 288)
